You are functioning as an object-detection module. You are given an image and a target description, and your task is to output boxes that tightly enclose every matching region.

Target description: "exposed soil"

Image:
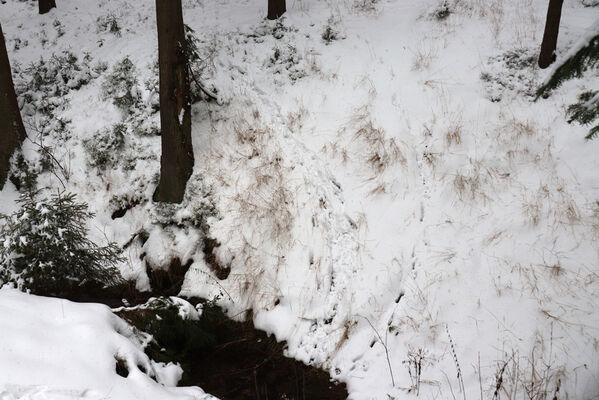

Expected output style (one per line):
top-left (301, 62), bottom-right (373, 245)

top-left (33, 258), bottom-right (348, 400)
top-left (119, 301), bottom-right (348, 400)
top-left (110, 199), bottom-right (140, 219)
top-left (145, 256), bottom-right (194, 296)
top-left (28, 280), bottom-right (150, 308)
top-left (203, 237), bottom-right (231, 280)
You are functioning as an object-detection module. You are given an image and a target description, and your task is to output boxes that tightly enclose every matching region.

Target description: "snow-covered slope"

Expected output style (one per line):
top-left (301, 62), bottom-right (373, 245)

top-left (1, 0), bottom-right (599, 399)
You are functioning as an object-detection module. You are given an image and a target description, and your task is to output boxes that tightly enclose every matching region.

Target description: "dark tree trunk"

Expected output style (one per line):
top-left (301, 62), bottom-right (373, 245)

top-left (267, 0), bottom-right (286, 20)
top-left (0, 24), bottom-right (26, 190)
top-left (538, 0), bottom-right (564, 69)
top-left (153, 0), bottom-right (194, 203)
top-left (39, 0), bottom-right (56, 14)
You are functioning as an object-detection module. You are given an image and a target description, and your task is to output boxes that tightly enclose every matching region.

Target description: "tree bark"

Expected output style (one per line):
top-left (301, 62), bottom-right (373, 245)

top-left (153, 0), bottom-right (194, 203)
top-left (39, 0), bottom-right (56, 15)
top-left (267, 0), bottom-right (286, 20)
top-left (0, 24), bottom-right (26, 190)
top-left (538, 0), bottom-right (564, 69)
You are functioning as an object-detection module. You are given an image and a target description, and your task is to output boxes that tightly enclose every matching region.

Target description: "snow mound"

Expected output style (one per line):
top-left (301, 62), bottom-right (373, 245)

top-left (0, 287), bottom-right (215, 400)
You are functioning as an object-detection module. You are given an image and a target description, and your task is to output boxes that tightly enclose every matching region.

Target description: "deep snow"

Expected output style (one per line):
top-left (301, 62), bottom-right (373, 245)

top-left (0, 287), bottom-right (215, 399)
top-left (1, 0), bottom-right (599, 399)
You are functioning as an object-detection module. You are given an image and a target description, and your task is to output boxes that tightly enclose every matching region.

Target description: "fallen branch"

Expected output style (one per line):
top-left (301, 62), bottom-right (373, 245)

top-left (188, 68), bottom-right (219, 102)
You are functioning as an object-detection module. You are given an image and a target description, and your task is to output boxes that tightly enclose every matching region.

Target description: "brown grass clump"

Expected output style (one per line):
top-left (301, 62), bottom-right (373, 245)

top-left (338, 106), bottom-right (406, 187)
top-left (445, 123), bottom-right (462, 147)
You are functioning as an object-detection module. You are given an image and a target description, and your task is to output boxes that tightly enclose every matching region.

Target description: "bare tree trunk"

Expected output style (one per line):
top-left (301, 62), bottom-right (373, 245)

top-left (153, 0), bottom-right (194, 203)
top-left (0, 24), bottom-right (26, 190)
top-left (39, 0), bottom-right (56, 15)
top-left (267, 0), bottom-right (286, 20)
top-left (538, 0), bottom-right (564, 69)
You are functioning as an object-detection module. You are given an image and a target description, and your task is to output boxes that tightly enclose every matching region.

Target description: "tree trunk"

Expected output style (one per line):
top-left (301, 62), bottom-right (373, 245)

top-left (267, 0), bottom-right (286, 20)
top-left (538, 0), bottom-right (564, 69)
top-left (39, 0), bottom-right (57, 14)
top-left (0, 24), bottom-right (26, 190)
top-left (153, 0), bottom-right (194, 203)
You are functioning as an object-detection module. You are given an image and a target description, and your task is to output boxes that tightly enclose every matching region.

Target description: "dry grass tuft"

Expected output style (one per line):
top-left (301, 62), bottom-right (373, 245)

top-left (520, 181), bottom-right (583, 229)
top-left (522, 197), bottom-right (542, 226)
top-left (201, 108), bottom-right (303, 311)
top-left (445, 123), bottom-right (462, 147)
top-left (287, 104), bottom-right (309, 133)
top-left (452, 159), bottom-right (492, 203)
top-left (591, 201), bottom-right (599, 239)
top-left (411, 42), bottom-right (438, 71)
top-left (547, 264), bottom-right (563, 278)
top-left (490, 335), bottom-right (565, 400)
top-left (338, 106), bottom-right (406, 187)
top-left (554, 185), bottom-right (580, 226)
top-left (487, 0), bottom-right (504, 42)
top-left (350, 0), bottom-right (379, 15)
top-left (403, 346), bottom-right (432, 395)
top-left (494, 116), bottom-right (538, 152)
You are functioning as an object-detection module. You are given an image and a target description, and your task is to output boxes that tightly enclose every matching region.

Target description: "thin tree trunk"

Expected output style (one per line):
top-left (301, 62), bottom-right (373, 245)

top-left (267, 0), bottom-right (286, 20)
top-left (153, 0), bottom-right (194, 203)
top-left (538, 0), bottom-right (564, 69)
top-left (0, 24), bottom-right (26, 190)
top-left (39, 0), bottom-right (57, 15)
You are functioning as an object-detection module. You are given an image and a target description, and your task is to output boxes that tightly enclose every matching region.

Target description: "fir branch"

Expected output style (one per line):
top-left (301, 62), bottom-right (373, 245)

top-left (536, 35), bottom-right (599, 98)
top-left (566, 90), bottom-right (599, 140)
top-left (0, 191), bottom-right (124, 294)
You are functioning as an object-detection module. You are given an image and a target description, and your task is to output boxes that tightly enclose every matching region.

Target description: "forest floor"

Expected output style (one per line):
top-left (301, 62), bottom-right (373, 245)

top-left (1, 0), bottom-right (599, 399)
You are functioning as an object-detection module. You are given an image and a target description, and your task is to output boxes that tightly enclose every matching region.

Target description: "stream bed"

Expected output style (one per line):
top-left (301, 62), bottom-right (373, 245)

top-left (51, 280), bottom-right (348, 400)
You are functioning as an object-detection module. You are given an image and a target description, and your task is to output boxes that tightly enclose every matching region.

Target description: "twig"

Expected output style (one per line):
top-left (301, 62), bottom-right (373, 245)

top-left (446, 324), bottom-right (466, 400)
top-left (215, 337), bottom-right (252, 350)
top-left (441, 370), bottom-right (458, 400)
top-left (362, 316), bottom-right (395, 387)
top-left (493, 357), bottom-right (510, 400)
top-left (188, 67), bottom-right (219, 102)
top-left (24, 119), bottom-right (70, 187)
top-left (478, 353), bottom-right (483, 400)
top-left (198, 269), bottom-right (234, 303)
top-left (122, 231), bottom-right (140, 249)
top-left (405, 347), bottom-right (427, 395)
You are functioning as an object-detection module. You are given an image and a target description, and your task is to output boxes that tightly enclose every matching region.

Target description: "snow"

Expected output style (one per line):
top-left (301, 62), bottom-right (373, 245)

top-left (112, 296), bottom-right (203, 321)
top-left (0, 182), bottom-right (19, 215)
top-left (1, 0), bottom-right (599, 398)
top-left (0, 287), bottom-right (214, 400)
top-left (549, 16), bottom-right (599, 76)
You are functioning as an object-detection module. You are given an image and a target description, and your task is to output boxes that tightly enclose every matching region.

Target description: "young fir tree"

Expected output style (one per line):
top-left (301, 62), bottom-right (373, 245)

top-left (267, 0), bottom-right (286, 20)
top-left (0, 23), bottom-right (27, 190)
top-left (153, 0), bottom-right (194, 204)
top-left (0, 192), bottom-right (123, 295)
